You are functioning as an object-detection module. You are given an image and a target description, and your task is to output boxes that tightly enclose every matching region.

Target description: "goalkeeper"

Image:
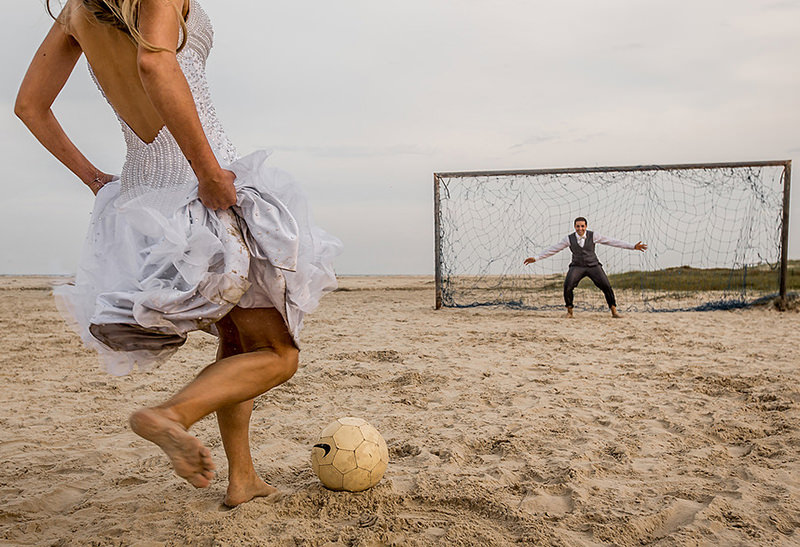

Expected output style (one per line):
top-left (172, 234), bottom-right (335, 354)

top-left (524, 217), bottom-right (647, 318)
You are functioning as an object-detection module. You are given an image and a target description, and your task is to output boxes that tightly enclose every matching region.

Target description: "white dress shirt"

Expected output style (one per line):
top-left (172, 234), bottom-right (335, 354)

top-left (534, 232), bottom-right (636, 262)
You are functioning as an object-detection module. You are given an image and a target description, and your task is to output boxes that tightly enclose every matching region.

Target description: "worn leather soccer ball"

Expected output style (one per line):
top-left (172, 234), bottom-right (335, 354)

top-left (311, 417), bottom-right (389, 492)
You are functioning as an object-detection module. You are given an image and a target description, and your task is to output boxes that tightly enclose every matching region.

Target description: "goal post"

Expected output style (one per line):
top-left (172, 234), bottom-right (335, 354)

top-left (780, 160), bottom-right (792, 309)
top-left (434, 160), bottom-right (792, 311)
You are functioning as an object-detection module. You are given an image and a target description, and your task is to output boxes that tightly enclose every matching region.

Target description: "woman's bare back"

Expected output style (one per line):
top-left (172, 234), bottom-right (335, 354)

top-left (63, 0), bottom-right (188, 143)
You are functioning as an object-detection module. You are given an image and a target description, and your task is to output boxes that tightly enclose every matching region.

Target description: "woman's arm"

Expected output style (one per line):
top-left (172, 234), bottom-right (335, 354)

top-left (136, 0), bottom-right (235, 209)
top-left (15, 17), bottom-right (113, 195)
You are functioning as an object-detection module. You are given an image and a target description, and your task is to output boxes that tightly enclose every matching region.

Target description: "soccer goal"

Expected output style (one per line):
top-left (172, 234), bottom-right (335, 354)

top-left (434, 160), bottom-right (792, 312)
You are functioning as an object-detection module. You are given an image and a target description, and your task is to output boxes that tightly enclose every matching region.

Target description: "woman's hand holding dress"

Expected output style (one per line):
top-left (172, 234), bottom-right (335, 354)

top-left (87, 172), bottom-right (116, 195)
top-left (198, 169), bottom-right (237, 210)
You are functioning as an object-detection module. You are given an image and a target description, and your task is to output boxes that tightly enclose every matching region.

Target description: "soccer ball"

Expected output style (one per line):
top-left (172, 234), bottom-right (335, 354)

top-left (311, 417), bottom-right (389, 492)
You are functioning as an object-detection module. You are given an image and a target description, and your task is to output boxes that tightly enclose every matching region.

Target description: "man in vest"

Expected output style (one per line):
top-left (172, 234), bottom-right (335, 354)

top-left (524, 217), bottom-right (647, 318)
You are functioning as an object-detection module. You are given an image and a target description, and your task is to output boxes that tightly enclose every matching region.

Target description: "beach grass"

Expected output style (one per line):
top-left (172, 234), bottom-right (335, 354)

top-left (606, 259), bottom-right (800, 292)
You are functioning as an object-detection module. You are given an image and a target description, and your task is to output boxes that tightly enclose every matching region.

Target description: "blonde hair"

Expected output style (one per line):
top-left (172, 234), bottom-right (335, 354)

top-left (49, 0), bottom-right (187, 52)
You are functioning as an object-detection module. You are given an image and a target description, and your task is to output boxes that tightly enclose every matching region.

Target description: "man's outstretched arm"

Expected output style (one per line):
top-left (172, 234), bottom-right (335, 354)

top-left (594, 234), bottom-right (647, 252)
top-left (524, 236), bottom-right (570, 264)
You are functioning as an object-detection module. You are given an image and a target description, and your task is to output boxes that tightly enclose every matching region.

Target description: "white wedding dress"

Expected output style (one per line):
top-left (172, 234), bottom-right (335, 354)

top-left (55, 1), bottom-right (342, 376)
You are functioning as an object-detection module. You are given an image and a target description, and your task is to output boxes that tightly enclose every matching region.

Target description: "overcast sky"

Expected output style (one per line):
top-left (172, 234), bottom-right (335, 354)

top-left (2, 0), bottom-right (798, 275)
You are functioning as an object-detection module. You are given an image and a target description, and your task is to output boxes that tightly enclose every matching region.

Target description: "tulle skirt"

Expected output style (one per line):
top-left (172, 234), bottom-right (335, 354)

top-left (55, 150), bottom-right (342, 376)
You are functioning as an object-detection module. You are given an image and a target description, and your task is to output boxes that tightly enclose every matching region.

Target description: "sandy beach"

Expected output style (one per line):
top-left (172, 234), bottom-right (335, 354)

top-left (1, 275), bottom-right (798, 546)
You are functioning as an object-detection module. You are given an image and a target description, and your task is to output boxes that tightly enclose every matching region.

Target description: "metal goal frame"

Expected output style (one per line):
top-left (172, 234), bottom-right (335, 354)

top-left (434, 160), bottom-right (792, 310)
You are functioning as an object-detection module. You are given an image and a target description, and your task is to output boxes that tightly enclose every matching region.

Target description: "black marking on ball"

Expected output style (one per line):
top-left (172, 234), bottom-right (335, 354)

top-left (313, 443), bottom-right (331, 457)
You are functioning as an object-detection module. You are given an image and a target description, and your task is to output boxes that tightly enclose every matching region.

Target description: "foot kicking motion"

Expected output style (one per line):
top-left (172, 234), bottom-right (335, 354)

top-left (524, 217), bottom-right (647, 317)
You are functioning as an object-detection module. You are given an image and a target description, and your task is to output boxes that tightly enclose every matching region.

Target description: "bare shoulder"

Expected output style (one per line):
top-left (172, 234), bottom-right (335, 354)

top-left (60, 0), bottom-right (96, 37)
top-left (136, 0), bottom-right (191, 42)
top-left (138, 0), bottom-right (189, 15)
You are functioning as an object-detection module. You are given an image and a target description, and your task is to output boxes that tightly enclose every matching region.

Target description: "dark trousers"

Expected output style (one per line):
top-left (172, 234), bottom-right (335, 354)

top-left (564, 265), bottom-right (616, 308)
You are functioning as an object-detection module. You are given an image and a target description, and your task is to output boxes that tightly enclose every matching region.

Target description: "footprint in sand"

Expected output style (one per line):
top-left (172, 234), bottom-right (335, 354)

top-left (648, 498), bottom-right (711, 540)
top-left (12, 485), bottom-right (87, 514)
top-left (116, 476), bottom-right (148, 487)
top-left (519, 489), bottom-right (575, 517)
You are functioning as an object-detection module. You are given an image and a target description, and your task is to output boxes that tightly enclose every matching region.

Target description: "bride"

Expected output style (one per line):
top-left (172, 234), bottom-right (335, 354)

top-left (15, 0), bottom-right (341, 506)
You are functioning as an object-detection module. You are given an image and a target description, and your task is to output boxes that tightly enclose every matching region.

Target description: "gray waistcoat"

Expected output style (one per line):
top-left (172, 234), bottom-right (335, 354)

top-left (569, 231), bottom-right (601, 267)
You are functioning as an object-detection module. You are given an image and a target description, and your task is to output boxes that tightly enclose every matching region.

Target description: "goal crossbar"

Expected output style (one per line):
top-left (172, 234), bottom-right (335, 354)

top-left (435, 160), bottom-right (790, 180)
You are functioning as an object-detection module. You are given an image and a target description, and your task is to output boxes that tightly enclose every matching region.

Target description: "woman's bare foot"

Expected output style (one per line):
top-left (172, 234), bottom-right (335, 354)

top-left (129, 408), bottom-right (216, 488)
top-left (224, 473), bottom-right (278, 507)
top-left (564, 307), bottom-right (574, 318)
top-left (610, 306), bottom-right (621, 318)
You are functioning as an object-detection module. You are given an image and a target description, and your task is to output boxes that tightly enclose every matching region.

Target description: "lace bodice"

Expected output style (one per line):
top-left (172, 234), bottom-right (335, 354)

top-left (89, 0), bottom-right (237, 205)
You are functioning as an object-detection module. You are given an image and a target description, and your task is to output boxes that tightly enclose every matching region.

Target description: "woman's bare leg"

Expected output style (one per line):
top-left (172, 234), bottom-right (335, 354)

top-left (217, 399), bottom-right (277, 506)
top-left (130, 307), bottom-right (298, 489)
top-left (213, 312), bottom-right (277, 506)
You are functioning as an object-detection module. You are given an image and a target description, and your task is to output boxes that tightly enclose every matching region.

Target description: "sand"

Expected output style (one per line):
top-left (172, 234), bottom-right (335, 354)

top-left (1, 275), bottom-right (798, 546)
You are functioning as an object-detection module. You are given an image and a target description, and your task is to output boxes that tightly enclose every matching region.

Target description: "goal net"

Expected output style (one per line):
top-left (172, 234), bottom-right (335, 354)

top-left (434, 161), bottom-right (791, 311)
